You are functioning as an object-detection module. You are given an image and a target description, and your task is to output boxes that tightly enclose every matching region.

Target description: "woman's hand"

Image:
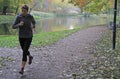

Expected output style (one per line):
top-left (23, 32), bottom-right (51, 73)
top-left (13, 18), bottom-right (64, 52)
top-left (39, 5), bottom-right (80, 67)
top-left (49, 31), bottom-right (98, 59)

top-left (19, 21), bottom-right (24, 26)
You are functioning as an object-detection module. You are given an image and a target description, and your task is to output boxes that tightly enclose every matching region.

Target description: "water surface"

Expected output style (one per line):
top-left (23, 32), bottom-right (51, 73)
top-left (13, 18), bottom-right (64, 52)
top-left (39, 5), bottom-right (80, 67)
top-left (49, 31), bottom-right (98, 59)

top-left (0, 16), bottom-right (107, 35)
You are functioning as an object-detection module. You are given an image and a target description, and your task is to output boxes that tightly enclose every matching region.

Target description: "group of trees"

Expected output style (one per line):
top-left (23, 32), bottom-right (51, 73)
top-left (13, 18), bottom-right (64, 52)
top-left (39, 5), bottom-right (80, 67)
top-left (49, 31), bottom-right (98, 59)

top-left (62, 0), bottom-right (120, 14)
top-left (1, 0), bottom-right (120, 15)
top-left (0, 0), bottom-right (80, 15)
top-left (0, 0), bottom-right (38, 15)
top-left (0, 0), bottom-right (66, 15)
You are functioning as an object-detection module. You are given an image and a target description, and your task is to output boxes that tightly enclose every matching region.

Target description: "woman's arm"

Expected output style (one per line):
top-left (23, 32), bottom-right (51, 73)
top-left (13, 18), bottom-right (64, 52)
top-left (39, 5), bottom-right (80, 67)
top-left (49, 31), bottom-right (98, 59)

top-left (12, 16), bottom-right (20, 29)
top-left (31, 15), bottom-right (36, 28)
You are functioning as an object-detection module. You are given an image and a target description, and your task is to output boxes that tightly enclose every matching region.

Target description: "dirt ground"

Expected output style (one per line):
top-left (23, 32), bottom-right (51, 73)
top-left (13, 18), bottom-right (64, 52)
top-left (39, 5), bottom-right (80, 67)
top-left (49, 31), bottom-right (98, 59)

top-left (0, 26), bottom-right (107, 79)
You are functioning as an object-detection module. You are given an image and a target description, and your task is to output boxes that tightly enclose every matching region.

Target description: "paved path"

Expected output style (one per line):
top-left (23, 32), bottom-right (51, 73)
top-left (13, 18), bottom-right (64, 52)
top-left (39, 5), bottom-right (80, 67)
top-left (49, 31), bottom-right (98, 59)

top-left (0, 26), bottom-right (107, 79)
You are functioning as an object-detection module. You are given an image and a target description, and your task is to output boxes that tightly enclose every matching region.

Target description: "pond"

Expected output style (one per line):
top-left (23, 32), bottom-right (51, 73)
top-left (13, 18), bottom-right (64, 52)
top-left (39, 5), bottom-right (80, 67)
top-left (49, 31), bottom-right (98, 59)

top-left (0, 16), bottom-right (107, 35)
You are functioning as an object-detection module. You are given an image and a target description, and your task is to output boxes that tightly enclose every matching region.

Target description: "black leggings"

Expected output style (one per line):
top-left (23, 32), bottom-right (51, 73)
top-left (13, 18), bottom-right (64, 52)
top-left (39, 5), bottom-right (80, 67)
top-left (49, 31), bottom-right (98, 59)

top-left (19, 38), bottom-right (32, 62)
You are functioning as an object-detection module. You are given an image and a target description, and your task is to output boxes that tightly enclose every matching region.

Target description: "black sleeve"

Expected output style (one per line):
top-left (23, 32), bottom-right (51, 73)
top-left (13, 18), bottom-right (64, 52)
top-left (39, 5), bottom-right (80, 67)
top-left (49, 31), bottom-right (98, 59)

top-left (31, 15), bottom-right (36, 28)
top-left (12, 16), bottom-right (20, 29)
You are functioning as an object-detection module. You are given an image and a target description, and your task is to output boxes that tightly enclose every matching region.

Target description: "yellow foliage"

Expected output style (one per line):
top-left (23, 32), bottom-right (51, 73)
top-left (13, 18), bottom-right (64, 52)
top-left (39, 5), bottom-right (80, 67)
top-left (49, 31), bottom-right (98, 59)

top-left (108, 0), bottom-right (114, 8)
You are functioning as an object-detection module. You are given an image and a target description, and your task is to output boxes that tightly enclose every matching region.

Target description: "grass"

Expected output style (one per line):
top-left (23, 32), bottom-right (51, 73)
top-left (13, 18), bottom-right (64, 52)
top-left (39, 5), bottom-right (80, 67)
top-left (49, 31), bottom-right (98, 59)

top-left (32, 28), bottom-right (81, 47)
top-left (0, 15), bottom-right (41, 24)
top-left (117, 16), bottom-right (120, 22)
top-left (31, 11), bottom-right (55, 19)
top-left (0, 15), bottom-right (15, 24)
top-left (0, 12), bottom-right (55, 24)
top-left (0, 35), bottom-right (18, 48)
top-left (0, 28), bottom-right (80, 48)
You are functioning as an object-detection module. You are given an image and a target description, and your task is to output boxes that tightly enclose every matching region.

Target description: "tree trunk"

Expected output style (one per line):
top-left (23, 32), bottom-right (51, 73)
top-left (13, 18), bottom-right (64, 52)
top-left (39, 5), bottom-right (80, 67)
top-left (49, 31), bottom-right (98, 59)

top-left (2, 6), bottom-right (8, 15)
top-left (15, 5), bottom-right (19, 14)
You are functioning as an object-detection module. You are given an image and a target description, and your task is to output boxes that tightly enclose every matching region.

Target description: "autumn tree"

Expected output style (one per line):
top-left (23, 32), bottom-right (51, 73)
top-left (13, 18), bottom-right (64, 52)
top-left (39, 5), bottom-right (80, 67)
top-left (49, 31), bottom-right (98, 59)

top-left (62, 0), bottom-right (94, 13)
top-left (13, 0), bottom-right (33, 14)
top-left (62, 0), bottom-right (115, 14)
top-left (0, 0), bottom-right (10, 15)
top-left (0, 0), bottom-right (33, 14)
top-left (84, 0), bottom-right (111, 14)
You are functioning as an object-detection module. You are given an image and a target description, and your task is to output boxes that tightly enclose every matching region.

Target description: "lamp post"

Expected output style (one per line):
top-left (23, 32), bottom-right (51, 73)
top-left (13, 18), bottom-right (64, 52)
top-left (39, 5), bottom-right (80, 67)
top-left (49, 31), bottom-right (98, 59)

top-left (113, 0), bottom-right (117, 49)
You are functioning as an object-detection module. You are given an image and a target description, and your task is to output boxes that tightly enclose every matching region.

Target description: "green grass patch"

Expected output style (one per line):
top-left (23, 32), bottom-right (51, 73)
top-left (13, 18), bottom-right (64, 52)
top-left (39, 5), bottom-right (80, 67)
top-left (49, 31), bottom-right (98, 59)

top-left (117, 16), bottom-right (120, 22)
top-left (0, 13), bottom-right (55, 24)
top-left (32, 29), bottom-right (79, 47)
top-left (0, 35), bottom-right (18, 48)
top-left (0, 28), bottom-right (79, 48)
top-left (0, 15), bottom-right (15, 24)
top-left (31, 11), bottom-right (55, 19)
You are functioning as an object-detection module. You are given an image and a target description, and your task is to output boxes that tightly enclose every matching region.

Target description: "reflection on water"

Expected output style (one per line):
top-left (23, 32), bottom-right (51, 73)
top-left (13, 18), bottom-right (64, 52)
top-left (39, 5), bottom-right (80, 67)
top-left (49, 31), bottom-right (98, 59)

top-left (35, 16), bottom-right (107, 33)
top-left (0, 16), bottom-right (107, 35)
top-left (69, 25), bottom-right (74, 30)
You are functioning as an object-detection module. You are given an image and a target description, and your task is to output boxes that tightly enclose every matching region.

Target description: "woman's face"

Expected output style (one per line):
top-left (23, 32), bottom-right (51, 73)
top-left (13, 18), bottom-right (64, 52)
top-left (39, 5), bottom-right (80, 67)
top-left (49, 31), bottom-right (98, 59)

top-left (22, 9), bottom-right (28, 16)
